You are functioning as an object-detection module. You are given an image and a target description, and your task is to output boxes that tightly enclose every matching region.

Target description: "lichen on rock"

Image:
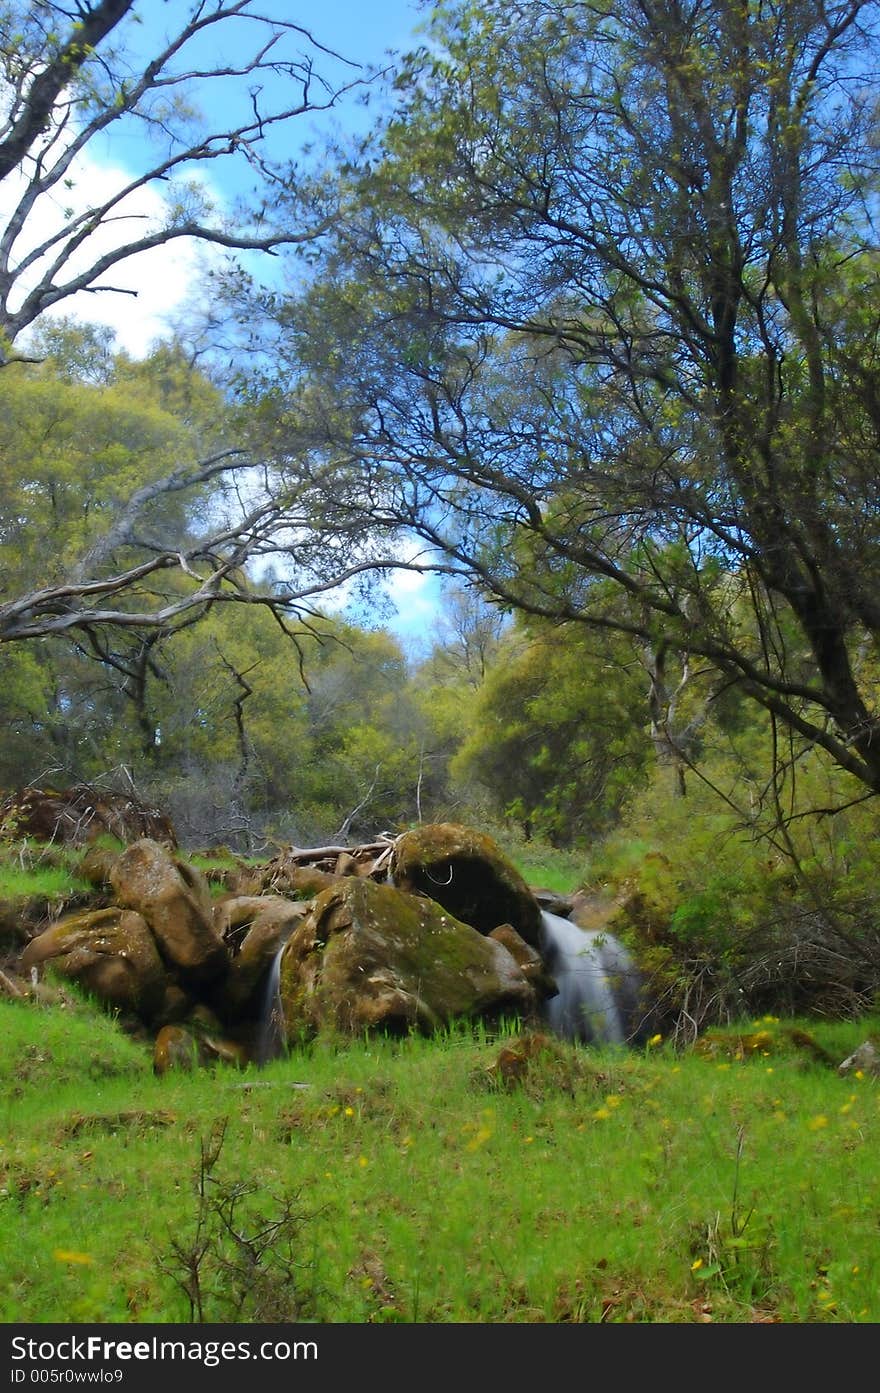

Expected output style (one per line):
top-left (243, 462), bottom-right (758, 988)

top-left (278, 877), bottom-right (542, 1040)
top-left (389, 823), bottom-right (543, 948)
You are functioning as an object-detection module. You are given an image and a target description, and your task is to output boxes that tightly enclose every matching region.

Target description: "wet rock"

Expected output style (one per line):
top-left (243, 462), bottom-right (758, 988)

top-left (334, 851), bottom-right (360, 876)
top-left (78, 844), bottom-right (121, 888)
top-left (269, 864), bottom-right (340, 899)
top-left (21, 907), bottom-right (172, 1020)
top-left (153, 1020), bottom-right (249, 1074)
top-left (212, 895), bottom-right (308, 1017)
top-left (488, 923), bottom-right (558, 997)
top-left (153, 1024), bottom-right (199, 1075)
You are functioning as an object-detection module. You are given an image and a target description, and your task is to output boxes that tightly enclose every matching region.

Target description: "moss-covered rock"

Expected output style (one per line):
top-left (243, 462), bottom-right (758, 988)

top-left (20, 906), bottom-right (177, 1021)
top-left (110, 839), bottom-right (227, 986)
top-left (78, 844), bottom-right (121, 889)
top-left (390, 823), bottom-right (543, 948)
top-left (278, 877), bottom-right (541, 1040)
top-left (211, 894), bottom-right (308, 1018)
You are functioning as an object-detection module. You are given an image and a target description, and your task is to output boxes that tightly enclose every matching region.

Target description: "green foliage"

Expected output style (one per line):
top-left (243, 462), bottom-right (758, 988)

top-left (0, 342), bottom-right (222, 595)
top-left (123, 606), bottom-right (444, 847)
top-left (588, 745), bottom-right (880, 1033)
top-left (260, 0), bottom-right (880, 803)
top-left (0, 337), bottom-right (235, 785)
top-left (452, 620), bottom-right (652, 845)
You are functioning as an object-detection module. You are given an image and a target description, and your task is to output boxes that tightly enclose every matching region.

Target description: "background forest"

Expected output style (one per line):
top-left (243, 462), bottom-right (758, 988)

top-left (2, 0), bottom-right (880, 1037)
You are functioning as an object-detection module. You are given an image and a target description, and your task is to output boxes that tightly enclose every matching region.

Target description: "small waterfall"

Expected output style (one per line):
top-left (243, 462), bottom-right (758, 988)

top-left (254, 941), bottom-right (289, 1065)
top-left (538, 910), bottom-right (643, 1046)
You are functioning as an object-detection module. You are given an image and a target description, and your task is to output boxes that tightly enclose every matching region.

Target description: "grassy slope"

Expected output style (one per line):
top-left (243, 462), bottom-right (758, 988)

top-left (1, 997), bottom-right (878, 1324)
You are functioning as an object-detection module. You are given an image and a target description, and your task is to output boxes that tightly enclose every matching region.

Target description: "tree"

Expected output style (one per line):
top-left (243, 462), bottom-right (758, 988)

top-left (137, 605), bottom-right (433, 846)
top-left (424, 585), bottom-right (507, 688)
top-left (0, 333), bottom-right (232, 779)
top-left (259, 0), bottom-right (880, 807)
top-left (0, 1), bottom-right (431, 652)
top-left (451, 618), bottom-right (652, 845)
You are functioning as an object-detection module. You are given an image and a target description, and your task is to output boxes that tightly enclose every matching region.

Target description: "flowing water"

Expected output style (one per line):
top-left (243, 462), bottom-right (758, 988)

top-left (538, 910), bottom-right (644, 1045)
top-left (254, 941), bottom-right (289, 1065)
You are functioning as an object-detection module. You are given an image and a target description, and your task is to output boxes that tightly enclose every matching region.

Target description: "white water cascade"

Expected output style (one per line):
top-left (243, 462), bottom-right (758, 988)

top-left (538, 910), bottom-right (643, 1045)
top-left (254, 941), bottom-right (289, 1065)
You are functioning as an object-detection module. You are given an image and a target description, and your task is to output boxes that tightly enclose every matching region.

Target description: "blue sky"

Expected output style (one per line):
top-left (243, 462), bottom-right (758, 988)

top-left (89, 1), bottom-right (430, 229)
top-left (117, 1), bottom-right (429, 157)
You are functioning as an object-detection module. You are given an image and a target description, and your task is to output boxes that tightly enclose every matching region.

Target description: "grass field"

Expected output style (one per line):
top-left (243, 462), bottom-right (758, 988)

top-left (1, 993), bottom-right (878, 1325)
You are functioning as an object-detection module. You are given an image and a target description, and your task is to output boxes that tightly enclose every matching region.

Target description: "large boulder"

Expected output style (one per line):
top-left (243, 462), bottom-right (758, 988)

top-left (389, 823), bottom-right (543, 948)
top-left (110, 839), bottom-right (227, 986)
top-left (278, 877), bottom-right (544, 1039)
top-left (212, 895), bottom-right (309, 1017)
top-left (20, 907), bottom-right (183, 1021)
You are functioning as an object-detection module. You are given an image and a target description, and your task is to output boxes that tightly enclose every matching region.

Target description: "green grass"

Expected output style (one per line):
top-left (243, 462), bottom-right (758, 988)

top-left (0, 861), bottom-right (92, 901)
top-left (1, 998), bottom-right (878, 1324)
top-left (497, 835), bottom-right (591, 895)
top-left (0, 841), bottom-right (94, 912)
top-left (187, 850), bottom-right (261, 873)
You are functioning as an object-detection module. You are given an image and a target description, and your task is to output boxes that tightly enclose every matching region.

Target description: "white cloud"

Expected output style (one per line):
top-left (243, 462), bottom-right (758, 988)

top-left (384, 566), bottom-right (442, 634)
top-left (2, 144), bottom-right (221, 358)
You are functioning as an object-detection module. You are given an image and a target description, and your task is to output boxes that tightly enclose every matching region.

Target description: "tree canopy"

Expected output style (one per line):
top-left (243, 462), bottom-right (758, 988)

top-left (253, 0), bottom-right (880, 799)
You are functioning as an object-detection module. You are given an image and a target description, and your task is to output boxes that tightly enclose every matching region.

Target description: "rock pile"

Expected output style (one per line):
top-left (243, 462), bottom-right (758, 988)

top-left (12, 824), bottom-right (562, 1070)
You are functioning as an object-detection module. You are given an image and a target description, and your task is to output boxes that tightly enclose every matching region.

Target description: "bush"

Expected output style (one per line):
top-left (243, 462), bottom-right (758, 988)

top-left (588, 770), bottom-right (880, 1039)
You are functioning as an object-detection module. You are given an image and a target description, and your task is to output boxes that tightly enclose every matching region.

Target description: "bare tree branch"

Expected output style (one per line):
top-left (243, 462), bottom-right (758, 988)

top-left (0, 1), bottom-right (375, 354)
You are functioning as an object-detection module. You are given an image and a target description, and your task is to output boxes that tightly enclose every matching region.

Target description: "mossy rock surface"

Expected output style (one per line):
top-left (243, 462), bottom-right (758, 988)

top-left (211, 895), bottom-right (308, 1018)
top-left (278, 877), bottom-right (539, 1039)
top-left (110, 839), bottom-right (227, 985)
top-left (20, 906), bottom-right (174, 1020)
top-left (390, 823), bottom-right (543, 948)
